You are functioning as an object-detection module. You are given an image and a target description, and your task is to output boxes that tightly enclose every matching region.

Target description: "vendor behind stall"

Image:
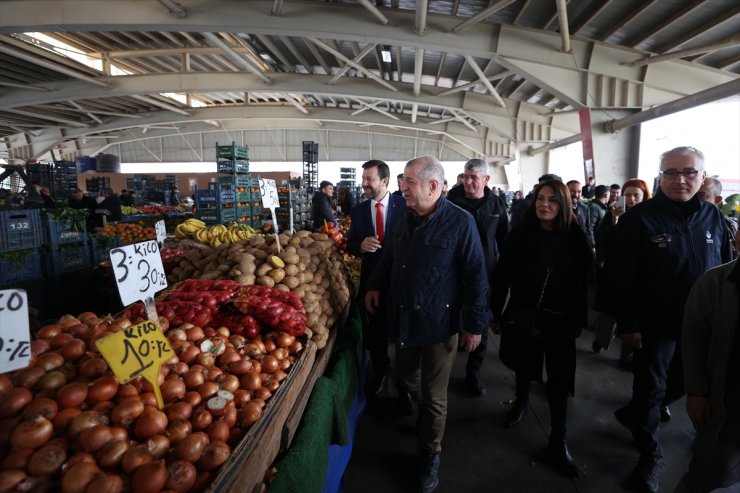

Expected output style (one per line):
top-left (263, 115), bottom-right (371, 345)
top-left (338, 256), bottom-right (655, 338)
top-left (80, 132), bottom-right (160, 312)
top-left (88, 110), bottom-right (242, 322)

top-left (99, 188), bottom-right (122, 221)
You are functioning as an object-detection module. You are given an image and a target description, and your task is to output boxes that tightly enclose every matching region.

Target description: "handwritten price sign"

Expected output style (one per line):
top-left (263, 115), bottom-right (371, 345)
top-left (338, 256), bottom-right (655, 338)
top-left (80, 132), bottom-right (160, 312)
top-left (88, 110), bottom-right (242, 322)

top-left (155, 220), bottom-right (167, 244)
top-left (96, 319), bottom-right (173, 409)
top-left (110, 240), bottom-right (168, 306)
top-left (259, 178), bottom-right (279, 210)
top-left (0, 290), bottom-right (31, 374)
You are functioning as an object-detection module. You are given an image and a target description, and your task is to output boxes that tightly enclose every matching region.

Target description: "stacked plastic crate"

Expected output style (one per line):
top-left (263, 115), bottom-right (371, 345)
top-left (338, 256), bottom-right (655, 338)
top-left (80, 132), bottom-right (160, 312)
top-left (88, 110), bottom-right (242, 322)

top-left (0, 209), bottom-right (44, 288)
top-left (194, 188), bottom-right (218, 225)
top-left (43, 212), bottom-right (90, 277)
top-left (216, 142), bottom-right (250, 224)
top-left (276, 178), bottom-right (308, 232)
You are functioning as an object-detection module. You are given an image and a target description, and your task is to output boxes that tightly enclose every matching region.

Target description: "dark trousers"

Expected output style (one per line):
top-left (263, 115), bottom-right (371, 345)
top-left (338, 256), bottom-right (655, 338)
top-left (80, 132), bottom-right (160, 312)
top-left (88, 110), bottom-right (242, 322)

top-left (359, 298), bottom-right (390, 377)
top-left (630, 337), bottom-right (676, 461)
top-left (465, 326), bottom-right (488, 377)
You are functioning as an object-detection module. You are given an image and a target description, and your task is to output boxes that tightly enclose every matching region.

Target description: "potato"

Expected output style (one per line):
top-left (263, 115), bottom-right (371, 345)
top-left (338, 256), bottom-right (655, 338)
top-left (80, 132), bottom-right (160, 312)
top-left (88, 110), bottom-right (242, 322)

top-left (251, 249), bottom-right (268, 260)
top-left (295, 230), bottom-right (311, 238)
top-left (292, 286), bottom-right (306, 298)
top-left (256, 263), bottom-right (273, 277)
top-left (239, 260), bottom-right (256, 275)
top-left (267, 255), bottom-right (284, 268)
top-left (278, 252), bottom-right (300, 265)
top-left (288, 236), bottom-right (302, 247)
top-left (250, 236), bottom-right (266, 246)
top-left (235, 273), bottom-right (256, 285)
top-left (256, 276), bottom-right (275, 287)
top-left (311, 233), bottom-right (329, 241)
top-left (297, 262), bottom-right (307, 272)
top-left (284, 264), bottom-right (299, 277)
top-left (282, 276), bottom-right (300, 289)
top-left (299, 237), bottom-right (314, 248)
top-left (273, 283), bottom-right (290, 292)
top-left (268, 268), bottom-right (286, 283)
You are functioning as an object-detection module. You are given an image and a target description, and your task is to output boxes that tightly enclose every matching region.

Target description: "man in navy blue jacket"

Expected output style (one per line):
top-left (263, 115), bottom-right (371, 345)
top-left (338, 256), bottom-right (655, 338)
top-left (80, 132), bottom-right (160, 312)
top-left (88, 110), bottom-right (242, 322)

top-left (311, 180), bottom-right (336, 231)
top-left (613, 146), bottom-right (733, 493)
top-left (366, 156), bottom-right (490, 493)
top-left (347, 159), bottom-right (406, 396)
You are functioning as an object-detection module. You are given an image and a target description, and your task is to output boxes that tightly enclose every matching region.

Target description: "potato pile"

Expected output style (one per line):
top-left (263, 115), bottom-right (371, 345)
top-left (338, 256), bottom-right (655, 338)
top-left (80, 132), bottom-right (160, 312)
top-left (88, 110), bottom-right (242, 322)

top-left (169, 231), bottom-right (354, 348)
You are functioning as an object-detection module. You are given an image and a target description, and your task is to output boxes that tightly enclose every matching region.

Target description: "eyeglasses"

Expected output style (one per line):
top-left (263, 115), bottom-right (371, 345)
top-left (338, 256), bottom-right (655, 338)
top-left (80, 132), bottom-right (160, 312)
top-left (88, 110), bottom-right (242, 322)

top-left (659, 169), bottom-right (703, 179)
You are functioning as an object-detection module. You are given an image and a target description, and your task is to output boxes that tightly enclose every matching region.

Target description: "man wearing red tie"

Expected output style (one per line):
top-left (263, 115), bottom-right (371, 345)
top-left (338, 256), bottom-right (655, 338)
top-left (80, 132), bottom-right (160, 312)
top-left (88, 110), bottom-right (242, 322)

top-left (347, 160), bottom-right (406, 399)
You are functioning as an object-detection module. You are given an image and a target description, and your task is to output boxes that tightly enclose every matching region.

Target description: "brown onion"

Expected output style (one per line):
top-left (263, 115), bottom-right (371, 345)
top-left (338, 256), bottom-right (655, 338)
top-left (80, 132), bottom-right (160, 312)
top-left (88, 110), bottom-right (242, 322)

top-left (109, 426), bottom-right (127, 442)
top-left (121, 444), bottom-right (152, 474)
top-left (174, 432), bottom-right (208, 462)
top-left (78, 424), bottom-right (113, 453)
top-left (78, 358), bottom-right (108, 379)
top-left (133, 408), bottom-right (167, 439)
top-left (0, 470), bottom-right (26, 492)
top-left (273, 369), bottom-right (288, 382)
top-left (85, 473), bottom-right (122, 493)
top-left (206, 421), bottom-right (230, 443)
top-left (199, 441), bottom-right (230, 471)
top-left (165, 402), bottom-right (192, 422)
top-left (132, 460), bottom-right (167, 493)
top-left (161, 378), bottom-right (186, 403)
top-left (263, 339), bottom-right (276, 353)
top-left (239, 402), bottom-right (262, 427)
top-left (261, 355), bottom-right (278, 374)
top-left (61, 462), bottom-right (100, 493)
top-left (190, 406), bottom-right (212, 431)
top-left (218, 374), bottom-right (240, 394)
top-left (146, 434), bottom-right (170, 459)
top-left (1, 448), bottom-right (34, 471)
top-left (233, 390), bottom-right (251, 406)
top-left (49, 333), bottom-right (73, 349)
top-left (166, 420), bottom-right (192, 444)
top-left (186, 326), bottom-right (204, 341)
top-left (197, 381), bottom-right (218, 400)
top-left (271, 348), bottom-right (288, 361)
top-left (52, 408), bottom-right (81, 432)
top-left (96, 439), bottom-right (128, 469)
top-left (13, 367), bottom-right (45, 390)
top-left (240, 372), bottom-right (261, 392)
top-left (34, 353), bottom-right (64, 372)
top-left (22, 398), bottom-right (58, 421)
top-left (288, 340), bottom-right (303, 354)
top-left (278, 357), bottom-right (291, 371)
top-left (56, 382), bottom-right (89, 409)
top-left (177, 345), bottom-right (200, 365)
top-left (183, 391), bottom-right (202, 407)
top-left (115, 383), bottom-right (139, 400)
top-left (223, 403), bottom-right (238, 428)
top-left (88, 376), bottom-right (118, 402)
top-left (276, 332), bottom-right (295, 348)
top-left (36, 371), bottom-right (67, 391)
top-left (58, 339), bottom-right (86, 361)
top-left (253, 387), bottom-right (272, 401)
top-left (165, 459), bottom-right (196, 493)
top-left (10, 416), bottom-right (53, 449)
top-left (110, 399), bottom-right (144, 426)
top-left (69, 411), bottom-right (107, 438)
top-left (167, 329), bottom-right (187, 342)
top-left (27, 445), bottom-right (66, 476)
top-left (37, 324), bottom-right (62, 340)
top-left (183, 369), bottom-right (204, 389)
top-left (61, 452), bottom-right (95, 473)
top-left (225, 358), bottom-right (252, 376)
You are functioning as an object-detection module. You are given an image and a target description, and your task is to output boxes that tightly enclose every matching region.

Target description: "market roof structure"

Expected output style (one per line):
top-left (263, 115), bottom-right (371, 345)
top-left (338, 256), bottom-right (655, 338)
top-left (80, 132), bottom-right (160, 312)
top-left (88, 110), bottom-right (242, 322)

top-left (0, 0), bottom-right (738, 163)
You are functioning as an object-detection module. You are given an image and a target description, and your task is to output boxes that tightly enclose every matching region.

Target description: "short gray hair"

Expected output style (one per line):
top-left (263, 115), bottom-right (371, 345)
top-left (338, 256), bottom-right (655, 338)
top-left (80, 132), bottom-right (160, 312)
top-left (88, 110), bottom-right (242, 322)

top-left (704, 177), bottom-right (722, 195)
top-left (660, 146), bottom-right (705, 168)
top-left (407, 156), bottom-right (445, 183)
top-left (464, 158), bottom-right (489, 177)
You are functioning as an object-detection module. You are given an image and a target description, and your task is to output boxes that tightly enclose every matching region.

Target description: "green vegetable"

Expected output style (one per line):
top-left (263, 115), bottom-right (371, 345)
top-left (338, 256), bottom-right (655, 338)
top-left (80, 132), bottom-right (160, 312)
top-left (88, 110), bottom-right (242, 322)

top-left (45, 207), bottom-right (87, 231)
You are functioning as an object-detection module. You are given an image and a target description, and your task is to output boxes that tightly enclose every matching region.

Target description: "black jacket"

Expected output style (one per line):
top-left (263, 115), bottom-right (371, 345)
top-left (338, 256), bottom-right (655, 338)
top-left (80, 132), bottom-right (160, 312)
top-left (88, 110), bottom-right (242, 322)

top-left (446, 185), bottom-right (509, 282)
top-left (311, 192), bottom-right (335, 231)
top-left (613, 191), bottom-right (732, 340)
top-left (573, 202), bottom-right (593, 248)
top-left (367, 196), bottom-right (490, 348)
top-left (99, 195), bottom-right (122, 221)
top-left (491, 219), bottom-right (593, 337)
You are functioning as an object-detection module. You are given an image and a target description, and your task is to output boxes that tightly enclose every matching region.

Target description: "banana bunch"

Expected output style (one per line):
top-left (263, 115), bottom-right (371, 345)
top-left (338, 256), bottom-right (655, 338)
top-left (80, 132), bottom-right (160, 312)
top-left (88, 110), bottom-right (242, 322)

top-left (178, 221), bottom-right (258, 247)
top-left (175, 218), bottom-right (207, 239)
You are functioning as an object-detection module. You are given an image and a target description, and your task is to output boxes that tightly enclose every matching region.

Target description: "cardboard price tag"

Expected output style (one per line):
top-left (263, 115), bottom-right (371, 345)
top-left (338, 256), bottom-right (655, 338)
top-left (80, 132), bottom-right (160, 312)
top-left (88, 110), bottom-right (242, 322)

top-left (259, 178), bottom-right (279, 209)
top-left (0, 290), bottom-right (31, 374)
top-left (155, 220), bottom-right (167, 244)
top-left (95, 319), bottom-right (173, 409)
top-left (110, 240), bottom-right (168, 306)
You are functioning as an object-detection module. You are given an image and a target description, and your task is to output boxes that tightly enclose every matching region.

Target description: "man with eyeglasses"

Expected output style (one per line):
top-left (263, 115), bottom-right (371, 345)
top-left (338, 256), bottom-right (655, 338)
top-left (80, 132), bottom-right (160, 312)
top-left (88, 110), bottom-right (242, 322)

top-left (612, 146), bottom-right (733, 493)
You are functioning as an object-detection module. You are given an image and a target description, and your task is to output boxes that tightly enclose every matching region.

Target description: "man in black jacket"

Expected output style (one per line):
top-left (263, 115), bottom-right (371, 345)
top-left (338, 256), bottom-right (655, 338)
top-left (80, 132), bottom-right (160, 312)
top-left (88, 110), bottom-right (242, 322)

top-left (613, 146), bottom-right (733, 493)
top-left (567, 180), bottom-right (593, 249)
top-left (366, 156), bottom-right (489, 493)
top-left (311, 180), bottom-right (336, 231)
top-left (447, 158), bottom-right (508, 397)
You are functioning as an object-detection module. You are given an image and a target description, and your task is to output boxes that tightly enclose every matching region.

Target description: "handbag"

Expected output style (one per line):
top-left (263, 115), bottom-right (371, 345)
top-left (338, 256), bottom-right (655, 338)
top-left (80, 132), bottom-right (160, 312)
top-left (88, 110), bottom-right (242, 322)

top-left (501, 267), bottom-right (554, 338)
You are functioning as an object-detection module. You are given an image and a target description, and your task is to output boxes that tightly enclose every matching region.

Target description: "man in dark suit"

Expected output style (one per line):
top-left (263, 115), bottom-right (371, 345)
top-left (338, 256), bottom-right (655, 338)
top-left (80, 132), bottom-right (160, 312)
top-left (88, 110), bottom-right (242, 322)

top-left (347, 159), bottom-right (406, 397)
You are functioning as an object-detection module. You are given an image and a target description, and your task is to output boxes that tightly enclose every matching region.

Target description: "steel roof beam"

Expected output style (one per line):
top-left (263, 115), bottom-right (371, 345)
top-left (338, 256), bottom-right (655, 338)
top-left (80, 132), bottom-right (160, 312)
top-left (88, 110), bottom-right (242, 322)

top-left (201, 32), bottom-right (272, 84)
top-left (308, 38), bottom-right (398, 92)
top-left (625, 34), bottom-right (740, 67)
top-left (657, 6), bottom-right (740, 53)
top-left (357, 0), bottom-right (389, 25)
top-left (463, 55), bottom-right (506, 107)
top-left (329, 43), bottom-right (377, 83)
top-left (450, 0), bottom-right (518, 34)
top-left (416, 0), bottom-right (429, 35)
top-left (0, 44), bottom-right (110, 88)
top-left (130, 94), bottom-right (191, 116)
top-left (413, 48), bottom-right (425, 96)
top-left (555, 0), bottom-right (571, 53)
top-left (155, 0), bottom-right (186, 18)
top-left (629, 0), bottom-right (709, 49)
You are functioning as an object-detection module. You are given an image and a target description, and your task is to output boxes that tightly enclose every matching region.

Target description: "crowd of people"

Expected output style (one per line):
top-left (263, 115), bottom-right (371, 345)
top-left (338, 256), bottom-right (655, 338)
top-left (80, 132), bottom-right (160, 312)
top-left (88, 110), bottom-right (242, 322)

top-left (340, 147), bottom-right (738, 493)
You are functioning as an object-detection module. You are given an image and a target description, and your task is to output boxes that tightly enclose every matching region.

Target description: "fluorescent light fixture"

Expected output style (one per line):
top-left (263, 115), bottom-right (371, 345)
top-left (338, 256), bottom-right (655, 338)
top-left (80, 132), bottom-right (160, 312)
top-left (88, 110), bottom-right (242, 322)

top-left (381, 49), bottom-right (392, 63)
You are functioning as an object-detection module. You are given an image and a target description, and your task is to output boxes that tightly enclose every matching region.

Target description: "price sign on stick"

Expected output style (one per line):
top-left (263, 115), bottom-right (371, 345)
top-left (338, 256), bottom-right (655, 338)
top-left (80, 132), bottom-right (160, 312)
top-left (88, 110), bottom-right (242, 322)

top-left (110, 240), bottom-right (168, 307)
top-left (0, 290), bottom-right (31, 374)
top-left (154, 220), bottom-right (167, 244)
top-left (96, 319), bottom-right (173, 409)
top-left (259, 178), bottom-right (282, 252)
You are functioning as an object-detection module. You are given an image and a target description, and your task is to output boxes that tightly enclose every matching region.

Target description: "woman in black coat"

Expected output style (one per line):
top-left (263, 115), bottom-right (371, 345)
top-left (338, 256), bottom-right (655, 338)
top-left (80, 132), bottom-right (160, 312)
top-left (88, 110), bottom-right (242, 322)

top-left (491, 179), bottom-right (593, 478)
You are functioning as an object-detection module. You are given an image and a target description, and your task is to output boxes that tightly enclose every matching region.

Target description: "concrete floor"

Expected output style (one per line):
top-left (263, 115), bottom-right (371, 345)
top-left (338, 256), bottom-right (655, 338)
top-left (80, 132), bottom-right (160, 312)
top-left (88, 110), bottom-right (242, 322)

top-left (343, 333), bottom-right (694, 493)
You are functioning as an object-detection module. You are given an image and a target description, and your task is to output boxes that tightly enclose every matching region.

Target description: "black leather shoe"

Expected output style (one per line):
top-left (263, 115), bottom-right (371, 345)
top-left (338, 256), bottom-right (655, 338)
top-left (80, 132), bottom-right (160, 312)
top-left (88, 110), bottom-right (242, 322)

top-left (505, 399), bottom-right (528, 428)
top-left (660, 405), bottom-right (671, 422)
top-left (397, 390), bottom-right (415, 416)
top-left (624, 458), bottom-right (662, 493)
top-left (465, 374), bottom-right (487, 397)
top-left (547, 438), bottom-right (580, 478)
top-left (420, 451), bottom-right (440, 493)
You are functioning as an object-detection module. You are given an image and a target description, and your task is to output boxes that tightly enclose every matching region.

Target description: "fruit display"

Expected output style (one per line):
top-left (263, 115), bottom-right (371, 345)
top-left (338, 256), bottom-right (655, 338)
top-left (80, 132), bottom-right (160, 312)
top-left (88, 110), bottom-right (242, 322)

top-left (175, 219), bottom-right (258, 247)
top-left (98, 223), bottom-right (156, 245)
top-left (168, 230), bottom-right (354, 349)
top-left (0, 298), bottom-right (306, 493)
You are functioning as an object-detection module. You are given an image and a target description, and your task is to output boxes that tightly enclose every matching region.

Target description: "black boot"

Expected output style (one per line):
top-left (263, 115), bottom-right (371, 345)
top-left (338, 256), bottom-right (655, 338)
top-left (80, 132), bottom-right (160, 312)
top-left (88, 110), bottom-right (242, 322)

top-left (546, 385), bottom-right (580, 478)
top-left (547, 434), bottom-right (580, 478)
top-left (419, 450), bottom-right (440, 493)
top-left (505, 373), bottom-right (530, 428)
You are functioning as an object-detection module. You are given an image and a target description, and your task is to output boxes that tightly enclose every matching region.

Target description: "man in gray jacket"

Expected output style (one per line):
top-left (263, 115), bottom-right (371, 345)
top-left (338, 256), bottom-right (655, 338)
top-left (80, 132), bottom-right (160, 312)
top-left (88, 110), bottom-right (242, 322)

top-left (679, 230), bottom-right (740, 493)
